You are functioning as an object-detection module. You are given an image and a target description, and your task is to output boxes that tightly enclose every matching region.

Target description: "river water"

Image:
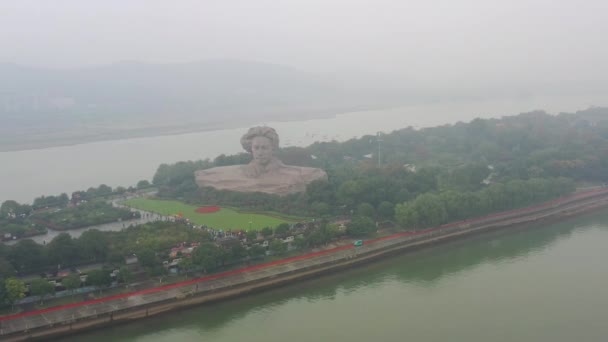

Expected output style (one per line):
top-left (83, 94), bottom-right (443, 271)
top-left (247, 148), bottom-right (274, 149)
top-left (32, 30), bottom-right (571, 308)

top-left (2, 94), bottom-right (606, 204)
top-left (58, 209), bottom-right (608, 342)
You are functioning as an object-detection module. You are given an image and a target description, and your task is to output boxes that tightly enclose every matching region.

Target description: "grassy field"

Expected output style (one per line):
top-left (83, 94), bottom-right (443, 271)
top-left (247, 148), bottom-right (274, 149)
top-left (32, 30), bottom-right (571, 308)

top-left (123, 198), bottom-right (301, 230)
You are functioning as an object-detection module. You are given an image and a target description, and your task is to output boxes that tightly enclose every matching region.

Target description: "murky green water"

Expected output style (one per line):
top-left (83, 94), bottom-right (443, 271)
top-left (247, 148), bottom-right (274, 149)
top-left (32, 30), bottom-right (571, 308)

top-left (62, 211), bottom-right (608, 342)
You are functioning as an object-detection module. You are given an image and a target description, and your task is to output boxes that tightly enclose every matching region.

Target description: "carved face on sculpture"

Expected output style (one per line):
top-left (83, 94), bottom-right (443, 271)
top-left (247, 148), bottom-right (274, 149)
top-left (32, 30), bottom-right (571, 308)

top-left (251, 136), bottom-right (274, 166)
top-left (240, 126), bottom-right (280, 168)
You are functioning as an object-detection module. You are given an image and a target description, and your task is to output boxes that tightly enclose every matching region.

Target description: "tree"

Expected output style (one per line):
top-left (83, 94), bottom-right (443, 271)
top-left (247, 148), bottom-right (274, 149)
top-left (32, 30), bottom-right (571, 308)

top-left (305, 224), bottom-right (336, 247)
top-left (86, 269), bottom-right (112, 290)
top-left (77, 229), bottom-right (109, 262)
top-left (377, 201), bottom-right (395, 219)
top-left (58, 193), bottom-right (70, 207)
top-left (311, 201), bottom-right (330, 216)
top-left (248, 245), bottom-right (266, 259)
top-left (117, 266), bottom-right (133, 286)
top-left (274, 223), bottom-right (290, 237)
top-left (293, 236), bottom-right (307, 250)
top-left (336, 180), bottom-right (362, 207)
top-left (1, 200), bottom-right (32, 218)
top-left (0, 277), bottom-right (7, 308)
top-left (269, 240), bottom-right (287, 256)
top-left (357, 203), bottom-right (375, 218)
top-left (227, 244), bottom-right (248, 264)
top-left (4, 278), bottom-right (26, 310)
top-left (192, 243), bottom-right (222, 273)
top-left (261, 227), bottom-right (273, 237)
top-left (246, 230), bottom-right (258, 242)
top-left (150, 265), bottom-right (168, 282)
top-left (395, 193), bottom-right (447, 229)
top-left (8, 239), bottom-right (45, 273)
top-left (347, 216), bottom-right (377, 236)
top-left (47, 233), bottom-right (79, 267)
top-left (137, 180), bottom-right (151, 189)
top-left (306, 180), bottom-right (335, 205)
top-left (114, 186), bottom-right (127, 195)
top-left (34, 194), bottom-right (69, 209)
top-left (178, 258), bottom-right (194, 276)
top-left (0, 257), bottom-right (16, 278)
top-left (136, 247), bottom-right (158, 269)
top-left (62, 274), bottom-right (81, 293)
top-left (29, 278), bottom-right (55, 304)
top-left (0, 200), bottom-right (19, 218)
top-left (96, 184), bottom-right (113, 197)
top-left (438, 163), bottom-right (490, 192)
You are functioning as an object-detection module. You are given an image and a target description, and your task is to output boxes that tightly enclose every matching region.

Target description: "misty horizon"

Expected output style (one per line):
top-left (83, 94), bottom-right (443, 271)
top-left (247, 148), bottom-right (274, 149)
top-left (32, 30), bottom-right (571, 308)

top-left (2, 1), bottom-right (607, 91)
top-left (1, 0), bottom-right (607, 151)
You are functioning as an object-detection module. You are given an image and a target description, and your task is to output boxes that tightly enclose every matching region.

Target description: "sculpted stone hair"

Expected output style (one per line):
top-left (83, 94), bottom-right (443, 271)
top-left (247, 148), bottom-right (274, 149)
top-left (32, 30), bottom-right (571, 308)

top-left (240, 126), bottom-right (280, 153)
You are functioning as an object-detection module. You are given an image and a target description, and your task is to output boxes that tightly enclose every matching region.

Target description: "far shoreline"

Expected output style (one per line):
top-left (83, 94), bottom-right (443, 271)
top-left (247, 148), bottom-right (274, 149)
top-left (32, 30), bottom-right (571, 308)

top-left (0, 105), bottom-right (389, 153)
top-left (4, 92), bottom-right (606, 153)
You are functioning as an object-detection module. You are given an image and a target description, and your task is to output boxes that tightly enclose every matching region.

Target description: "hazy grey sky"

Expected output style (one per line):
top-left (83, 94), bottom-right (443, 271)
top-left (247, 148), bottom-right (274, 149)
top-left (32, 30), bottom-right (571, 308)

top-left (1, 0), bottom-right (607, 87)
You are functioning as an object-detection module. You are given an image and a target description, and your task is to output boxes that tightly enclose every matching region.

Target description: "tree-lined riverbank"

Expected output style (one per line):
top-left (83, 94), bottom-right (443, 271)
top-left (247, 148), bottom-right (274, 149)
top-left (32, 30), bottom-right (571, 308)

top-left (2, 188), bottom-right (607, 341)
top-left (59, 208), bottom-right (608, 342)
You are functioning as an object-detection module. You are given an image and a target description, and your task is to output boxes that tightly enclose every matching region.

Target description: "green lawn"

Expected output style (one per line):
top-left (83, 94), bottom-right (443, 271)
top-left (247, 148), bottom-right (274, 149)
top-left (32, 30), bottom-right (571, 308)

top-left (123, 198), bottom-right (301, 230)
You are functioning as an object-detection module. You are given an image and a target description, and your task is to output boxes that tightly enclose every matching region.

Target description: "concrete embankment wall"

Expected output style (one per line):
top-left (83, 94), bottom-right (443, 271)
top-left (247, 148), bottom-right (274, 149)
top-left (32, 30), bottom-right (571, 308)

top-left (3, 190), bottom-right (608, 341)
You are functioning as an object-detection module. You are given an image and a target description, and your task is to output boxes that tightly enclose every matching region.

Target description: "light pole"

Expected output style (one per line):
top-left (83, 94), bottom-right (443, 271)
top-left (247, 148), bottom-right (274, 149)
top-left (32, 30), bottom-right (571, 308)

top-left (377, 132), bottom-right (383, 167)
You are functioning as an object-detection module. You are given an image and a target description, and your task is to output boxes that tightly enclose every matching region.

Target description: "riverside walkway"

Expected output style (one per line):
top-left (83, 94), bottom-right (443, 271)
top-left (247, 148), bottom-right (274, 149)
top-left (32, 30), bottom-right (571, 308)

top-left (2, 188), bottom-right (608, 338)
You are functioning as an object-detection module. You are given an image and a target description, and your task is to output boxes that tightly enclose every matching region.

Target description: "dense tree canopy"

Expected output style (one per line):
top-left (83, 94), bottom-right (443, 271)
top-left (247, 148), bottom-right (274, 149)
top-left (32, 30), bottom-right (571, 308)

top-left (4, 278), bottom-right (26, 307)
top-left (32, 200), bottom-right (139, 230)
top-left (32, 193), bottom-right (69, 210)
top-left (347, 216), bottom-right (377, 236)
top-left (62, 274), bottom-right (82, 293)
top-left (29, 278), bottom-right (55, 303)
top-left (8, 239), bottom-right (45, 273)
top-left (192, 243), bottom-right (223, 273)
top-left (86, 269), bottom-right (113, 288)
top-left (151, 108), bottom-right (608, 221)
top-left (395, 177), bottom-right (575, 230)
top-left (47, 233), bottom-right (80, 267)
top-left (2, 107), bottom-right (607, 301)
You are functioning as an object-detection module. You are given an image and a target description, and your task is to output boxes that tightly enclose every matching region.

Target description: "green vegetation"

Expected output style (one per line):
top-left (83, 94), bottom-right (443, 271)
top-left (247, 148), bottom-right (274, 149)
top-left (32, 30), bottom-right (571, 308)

top-left (4, 108), bottom-right (608, 309)
top-left (347, 216), bottom-right (377, 236)
top-left (269, 239), bottom-right (287, 255)
top-left (123, 198), bottom-right (299, 230)
top-left (32, 194), bottom-right (69, 210)
top-left (395, 177), bottom-right (575, 230)
top-left (0, 221), bottom-right (46, 240)
top-left (86, 269), bottom-right (113, 289)
top-left (61, 274), bottom-right (81, 293)
top-left (4, 278), bottom-right (26, 309)
top-left (0, 221), bottom-right (210, 277)
top-left (29, 278), bottom-right (55, 304)
top-left (0, 200), bottom-right (45, 239)
top-left (32, 201), bottom-right (139, 230)
top-left (1, 183), bottom-right (153, 240)
top-left (153, 108), bottom-right (608, 222)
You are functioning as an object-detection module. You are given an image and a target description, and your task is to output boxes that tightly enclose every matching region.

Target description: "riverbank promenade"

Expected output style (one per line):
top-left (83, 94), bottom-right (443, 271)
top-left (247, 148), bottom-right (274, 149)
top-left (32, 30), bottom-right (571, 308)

top-left (2, 188), bottom-right (608, 339)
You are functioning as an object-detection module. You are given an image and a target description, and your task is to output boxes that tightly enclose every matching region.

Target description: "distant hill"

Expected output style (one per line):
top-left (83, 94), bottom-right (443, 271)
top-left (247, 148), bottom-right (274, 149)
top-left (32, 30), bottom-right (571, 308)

top-left (0, 60), bottom-right (396, 151)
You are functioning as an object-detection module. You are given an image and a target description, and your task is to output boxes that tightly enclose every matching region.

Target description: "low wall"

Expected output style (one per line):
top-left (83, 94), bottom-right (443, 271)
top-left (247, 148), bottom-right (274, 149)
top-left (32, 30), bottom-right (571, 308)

top-left (3, 189), bottom-right (608, 341)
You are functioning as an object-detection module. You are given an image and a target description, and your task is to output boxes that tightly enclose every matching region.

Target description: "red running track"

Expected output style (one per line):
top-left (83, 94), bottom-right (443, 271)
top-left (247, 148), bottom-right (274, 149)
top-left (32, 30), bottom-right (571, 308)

top-left (2, 188), bottom-right (607, 322)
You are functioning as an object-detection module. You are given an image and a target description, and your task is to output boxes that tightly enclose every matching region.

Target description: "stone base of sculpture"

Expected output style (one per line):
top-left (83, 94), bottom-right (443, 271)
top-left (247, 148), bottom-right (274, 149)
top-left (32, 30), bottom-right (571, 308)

top-left (195, 163), bottom-right (327, 196)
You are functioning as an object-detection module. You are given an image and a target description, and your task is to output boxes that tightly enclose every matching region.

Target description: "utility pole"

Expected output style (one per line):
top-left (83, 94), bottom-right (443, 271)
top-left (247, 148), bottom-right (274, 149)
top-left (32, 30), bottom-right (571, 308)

top-left (377, 132), bottom-right (383, 167)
